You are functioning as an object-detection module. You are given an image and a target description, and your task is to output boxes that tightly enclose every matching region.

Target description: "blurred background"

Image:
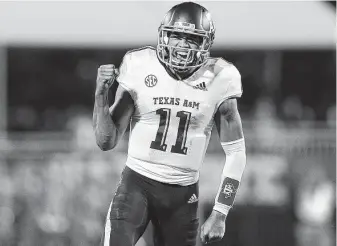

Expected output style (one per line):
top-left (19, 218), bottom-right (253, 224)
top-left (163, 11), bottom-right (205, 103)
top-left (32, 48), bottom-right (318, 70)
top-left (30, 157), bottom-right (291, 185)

top-left (0, 1), bottom-right (335, 246)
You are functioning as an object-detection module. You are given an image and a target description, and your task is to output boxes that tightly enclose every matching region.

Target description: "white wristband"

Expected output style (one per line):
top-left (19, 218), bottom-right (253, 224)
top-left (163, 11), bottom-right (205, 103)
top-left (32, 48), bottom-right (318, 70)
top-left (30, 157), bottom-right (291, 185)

top-left (213, 203), bottom-right (231, 216)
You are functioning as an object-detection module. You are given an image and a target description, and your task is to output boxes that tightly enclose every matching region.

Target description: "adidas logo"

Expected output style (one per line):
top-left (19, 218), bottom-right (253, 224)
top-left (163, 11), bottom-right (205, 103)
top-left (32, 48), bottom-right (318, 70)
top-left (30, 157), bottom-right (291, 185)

top-left (187, 194), bottom-right (199, 203)
top-left (193, 82), bottom-right (208, 91)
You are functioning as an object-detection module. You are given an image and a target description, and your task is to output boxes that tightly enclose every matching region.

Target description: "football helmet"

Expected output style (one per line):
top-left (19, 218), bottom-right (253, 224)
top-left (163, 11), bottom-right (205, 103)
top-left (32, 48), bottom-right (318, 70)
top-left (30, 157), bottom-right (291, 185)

top-left (157, 2), bottom-right (215, 71)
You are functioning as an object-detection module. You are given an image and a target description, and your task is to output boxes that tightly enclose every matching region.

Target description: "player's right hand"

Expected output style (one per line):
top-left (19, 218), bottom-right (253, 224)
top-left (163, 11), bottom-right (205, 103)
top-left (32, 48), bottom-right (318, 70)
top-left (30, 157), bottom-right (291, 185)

top-left (95, 64), bottom-right (119, 95)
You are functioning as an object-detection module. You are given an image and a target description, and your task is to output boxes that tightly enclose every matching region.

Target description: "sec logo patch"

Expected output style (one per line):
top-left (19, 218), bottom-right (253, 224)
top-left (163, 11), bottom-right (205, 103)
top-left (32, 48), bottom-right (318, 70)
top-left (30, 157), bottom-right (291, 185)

top-left (145, 75), bottom-right (158, 87)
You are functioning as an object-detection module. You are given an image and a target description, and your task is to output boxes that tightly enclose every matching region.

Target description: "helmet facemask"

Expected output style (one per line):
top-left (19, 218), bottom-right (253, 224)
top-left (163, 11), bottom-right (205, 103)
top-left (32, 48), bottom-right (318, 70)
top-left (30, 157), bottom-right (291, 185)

top-left (157, 24), bottom-right (213, 72)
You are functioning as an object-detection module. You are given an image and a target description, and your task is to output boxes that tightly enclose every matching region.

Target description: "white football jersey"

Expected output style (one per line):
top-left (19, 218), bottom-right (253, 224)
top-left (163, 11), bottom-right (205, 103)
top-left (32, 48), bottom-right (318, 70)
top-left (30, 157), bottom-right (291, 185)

top-left (117, 47), bottom-right (242, 186)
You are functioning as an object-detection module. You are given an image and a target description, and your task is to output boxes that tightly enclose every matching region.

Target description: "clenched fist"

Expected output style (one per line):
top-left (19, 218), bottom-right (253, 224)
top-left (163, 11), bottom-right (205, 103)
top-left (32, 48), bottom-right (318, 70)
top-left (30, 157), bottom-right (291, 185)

top-left (95, 64), bottom-right (119, 95)
top-left (200, 210), bottom-right (227, 244)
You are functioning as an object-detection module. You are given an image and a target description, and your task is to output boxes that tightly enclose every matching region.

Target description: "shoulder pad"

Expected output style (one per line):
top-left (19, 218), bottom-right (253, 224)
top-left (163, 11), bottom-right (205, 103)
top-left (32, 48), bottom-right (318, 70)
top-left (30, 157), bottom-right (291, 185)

top-left (124, 46), bottom-right (156, 65)
top-left (117, 46), bottom-right (156, 88)
top-left (213, 58), bottom-right (243, 107)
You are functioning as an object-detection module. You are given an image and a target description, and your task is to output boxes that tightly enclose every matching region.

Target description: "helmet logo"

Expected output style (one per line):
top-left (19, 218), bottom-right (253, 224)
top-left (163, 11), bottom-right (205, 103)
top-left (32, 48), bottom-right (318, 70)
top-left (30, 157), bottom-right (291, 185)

top-left (145, 75), bottom-right (158, 87)
top-left (174, 22), bottom-right (195, 30)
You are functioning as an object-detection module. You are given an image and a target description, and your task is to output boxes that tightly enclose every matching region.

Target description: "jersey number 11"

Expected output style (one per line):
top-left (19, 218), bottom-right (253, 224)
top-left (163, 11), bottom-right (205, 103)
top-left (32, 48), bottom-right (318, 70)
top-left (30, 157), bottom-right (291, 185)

top-left (150, 108), bottom-right (191, 155)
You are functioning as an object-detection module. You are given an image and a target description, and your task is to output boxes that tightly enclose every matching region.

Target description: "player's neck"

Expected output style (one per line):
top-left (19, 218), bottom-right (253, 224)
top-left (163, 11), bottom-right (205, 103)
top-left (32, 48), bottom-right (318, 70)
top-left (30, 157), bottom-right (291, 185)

top-left (165, 66), bottom-right (199, 81)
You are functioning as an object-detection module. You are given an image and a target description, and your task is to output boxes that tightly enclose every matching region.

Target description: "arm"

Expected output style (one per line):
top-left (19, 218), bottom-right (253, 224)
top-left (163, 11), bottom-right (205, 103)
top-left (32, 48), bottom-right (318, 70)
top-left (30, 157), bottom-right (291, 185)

top-left (200, 98), bottom-right (246, 243)
top-left (213, 98), bottom-right (246, 216)
top-left (93, 65), bottom-right (135, 151)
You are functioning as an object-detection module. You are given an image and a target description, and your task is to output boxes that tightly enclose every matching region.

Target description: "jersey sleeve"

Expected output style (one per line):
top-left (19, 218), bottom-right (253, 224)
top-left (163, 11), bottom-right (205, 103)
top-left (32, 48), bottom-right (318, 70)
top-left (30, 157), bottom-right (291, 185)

top-left (215, 64), bottom-right (243, 109)
top-left (116, 52), bottom-right (135, 96)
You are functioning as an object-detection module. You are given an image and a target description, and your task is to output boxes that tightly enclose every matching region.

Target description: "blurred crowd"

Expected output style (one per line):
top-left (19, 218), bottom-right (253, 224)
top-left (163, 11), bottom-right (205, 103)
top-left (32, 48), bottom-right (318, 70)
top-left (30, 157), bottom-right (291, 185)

top-left (0, 114), bottom-right (130, 246)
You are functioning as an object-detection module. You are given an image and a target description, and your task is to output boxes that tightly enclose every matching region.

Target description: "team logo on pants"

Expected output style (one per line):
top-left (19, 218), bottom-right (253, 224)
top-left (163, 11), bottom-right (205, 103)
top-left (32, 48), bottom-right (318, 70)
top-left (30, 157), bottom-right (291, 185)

top-left (187, 193), bottom-right (199, 203)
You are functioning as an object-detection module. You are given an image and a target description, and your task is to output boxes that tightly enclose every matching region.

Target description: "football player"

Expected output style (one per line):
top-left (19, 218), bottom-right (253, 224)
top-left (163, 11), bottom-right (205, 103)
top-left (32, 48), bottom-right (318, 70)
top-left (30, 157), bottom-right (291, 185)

top-left (93, 2), bottom-right (247, 246)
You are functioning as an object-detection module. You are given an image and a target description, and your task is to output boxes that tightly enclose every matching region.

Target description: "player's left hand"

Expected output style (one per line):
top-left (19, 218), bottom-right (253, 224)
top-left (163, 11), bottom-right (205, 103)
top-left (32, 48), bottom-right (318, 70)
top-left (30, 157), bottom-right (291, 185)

top-left (200, 210), bottom-right (227, 244)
